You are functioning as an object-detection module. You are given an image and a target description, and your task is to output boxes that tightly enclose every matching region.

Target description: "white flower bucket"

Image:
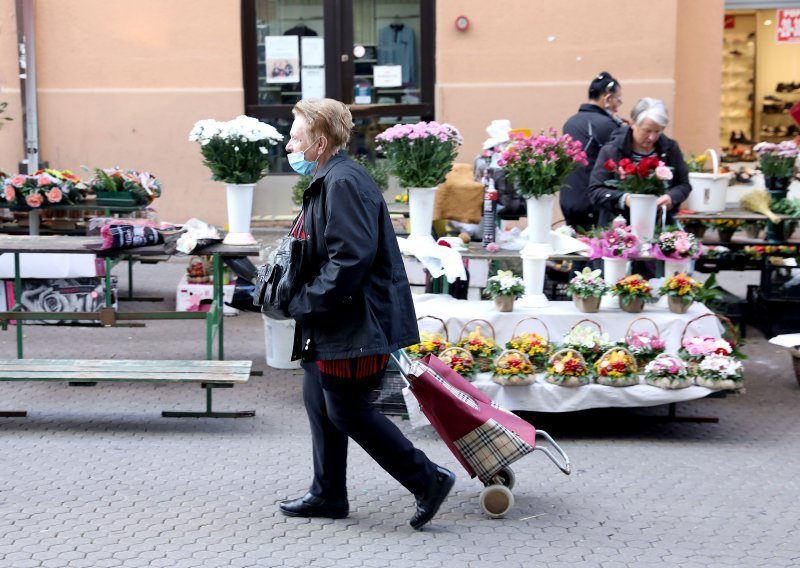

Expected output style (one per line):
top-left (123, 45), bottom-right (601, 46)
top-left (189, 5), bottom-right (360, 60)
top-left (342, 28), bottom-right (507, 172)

top-left (525, 194), bottom-right (556, 244)
top-left (664, 258), bottom-right (692, 277)
top-left (263, 315), bottom-right (301, 369)
top-left (601, 256), bottom-right (628, 309)
top-left (685, 149), bottom-right (732, 213)
top-left (407, 186), bottom-right (437, 245)
top-left (223, 183), bottom-right (257, 246)
top-left (628, 194), bottom-right (659, 242)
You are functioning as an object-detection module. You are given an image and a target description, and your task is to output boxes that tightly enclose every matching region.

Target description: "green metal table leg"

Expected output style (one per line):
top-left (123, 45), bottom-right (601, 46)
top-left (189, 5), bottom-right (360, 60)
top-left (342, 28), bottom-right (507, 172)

top-left (161, 383), bottom-right (255, 418)
top-left (14, 253), bottom-right (23, 359)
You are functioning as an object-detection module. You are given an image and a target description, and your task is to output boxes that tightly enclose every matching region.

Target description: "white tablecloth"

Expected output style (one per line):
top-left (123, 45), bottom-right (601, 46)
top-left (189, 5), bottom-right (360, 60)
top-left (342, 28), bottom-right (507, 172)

top-left (407, 294), bottom-right (724, 415)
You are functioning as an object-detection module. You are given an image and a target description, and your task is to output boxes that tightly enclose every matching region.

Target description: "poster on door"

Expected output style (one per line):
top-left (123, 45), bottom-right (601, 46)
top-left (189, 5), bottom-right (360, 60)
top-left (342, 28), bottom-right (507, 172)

top-left (265, 36), bottom-right (300, 83)
top-left (776, 9), bottom-right (800, 43)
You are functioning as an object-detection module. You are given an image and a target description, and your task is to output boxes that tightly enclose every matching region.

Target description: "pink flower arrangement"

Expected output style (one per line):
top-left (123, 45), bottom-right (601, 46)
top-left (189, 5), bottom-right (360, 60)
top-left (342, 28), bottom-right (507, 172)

top-left (587, 216), bottom-right (641, 259)
top-left (651, 230), bottom-right (702, 261)
top-left (375, 121), bottom-right (463, 188)
top-left (1, 169), bottom-right (85, 209)
top-left (624, 331), bottom-right (666, 365)
top-left (678, 336), bottom-right (733, 362)
top-left (497, 130), bottom-right (588, 198)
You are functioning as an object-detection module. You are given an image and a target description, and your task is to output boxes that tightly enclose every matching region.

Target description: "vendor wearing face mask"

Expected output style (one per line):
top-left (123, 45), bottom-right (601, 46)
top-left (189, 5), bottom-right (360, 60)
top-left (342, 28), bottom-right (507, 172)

top-left (279, 98), bottom-right (456, 531)
top-left (587, 97), bottom-right (691, 228)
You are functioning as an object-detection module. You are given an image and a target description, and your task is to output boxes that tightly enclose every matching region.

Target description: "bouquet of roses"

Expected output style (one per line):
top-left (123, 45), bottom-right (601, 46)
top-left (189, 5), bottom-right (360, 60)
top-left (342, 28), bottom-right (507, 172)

top-left (375, 121), bottom-right (463, 188)
top-left (644, 353), bottom-right (691, 389)
top-left (692, 355), bottom-right (744, 390)
top-left (498, 129), bottom-right (588, 198)
top-left (586, 216), bottom-right (640, 259)
top-left (602, 155), bottom-right (673, 195)
top-left (651, 230), bottom-right (702, 261)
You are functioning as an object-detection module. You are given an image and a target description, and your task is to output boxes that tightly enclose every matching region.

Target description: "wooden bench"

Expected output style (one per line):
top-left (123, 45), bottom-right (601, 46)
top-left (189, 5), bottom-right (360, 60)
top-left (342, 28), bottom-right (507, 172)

top-left (0, 359), bottom-right (255, 418)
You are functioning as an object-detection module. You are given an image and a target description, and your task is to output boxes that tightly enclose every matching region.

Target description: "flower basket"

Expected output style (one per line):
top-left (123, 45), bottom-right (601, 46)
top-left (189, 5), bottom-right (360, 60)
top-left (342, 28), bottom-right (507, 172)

top-left (690, 354), bottom-right (744, 390)
top-left (594, 346), bottom-right (639, 387)
top-left (506, 317), bottom-right (552, 372)
top-left (545, 348), bottom-right (591, 387)
top-left (404, 316), bottom-right (451, 360)
top-left (678, 313), bottom-right (739, 365)
top-left (561, 319), bottom-right (614, 365)
top-left (456, 319), bottom-right (500, 372)
top-left (491, 349), bottom-right (536, 386)
top-left (438, 346), bottom-right (477, 381)
top-left (622, 317), bottom-right (665, 368)
top-left (612, 274), bottom-right (654, 313)
top-left (643, 353), bottom-right (691, 389)
top-left (85, 168), bottom-right (162, 206)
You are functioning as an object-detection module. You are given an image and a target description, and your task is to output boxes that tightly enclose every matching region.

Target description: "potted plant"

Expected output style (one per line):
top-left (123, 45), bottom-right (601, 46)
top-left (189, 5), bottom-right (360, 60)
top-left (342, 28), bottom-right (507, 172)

top-left (643, 353), bottom-right (691, 389)
top-left (611, 274), bottom-right (653, 313)
top-left (375, 121), bottom-right (462, 244)
top-left (86, 167), bottom-right (161, 207)
top-left (189, 115), bottom-right (284, 245)
top-left (601, 155), bottom-right (673, 241)
top-left (483, 270), bottom-right (525, 312)
top-left (566, 267), bottom-right (609, 313)
top-left (690, 354), bottom-right (744, 390)
top-left (594, 347), bottom-right (639, 387)
top-left (753, 140), bottom-right (798, 196)
top-left (491, 349), bottom-right (536, 386)
top-left (498, 130), bottom-right (588, 303)
top-left (660, 272), bottom-right (703, 314)
top-left (585, 217), bottom-right (640, 306)
top-left (705, 218), bottom-right (742, 243)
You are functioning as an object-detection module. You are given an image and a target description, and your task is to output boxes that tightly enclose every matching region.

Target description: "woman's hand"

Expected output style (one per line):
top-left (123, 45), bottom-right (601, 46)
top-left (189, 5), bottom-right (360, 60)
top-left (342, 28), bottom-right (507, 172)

top-left (656, 194), bottom-right (673, 210)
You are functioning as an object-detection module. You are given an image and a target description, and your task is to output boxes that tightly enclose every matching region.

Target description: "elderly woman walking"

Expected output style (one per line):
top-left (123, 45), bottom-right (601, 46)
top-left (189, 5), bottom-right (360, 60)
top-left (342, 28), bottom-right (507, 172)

top-left (588, 97), bottom-right (691, 228)
top-left (278, 98), bottom-right (455, 530)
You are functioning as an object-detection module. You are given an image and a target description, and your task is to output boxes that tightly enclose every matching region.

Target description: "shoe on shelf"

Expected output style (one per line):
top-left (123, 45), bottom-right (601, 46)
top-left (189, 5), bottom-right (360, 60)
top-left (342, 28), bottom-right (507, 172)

top-left (763, 94), bottom-right (782, 102)
top-left (410, 465), bottom-right (456, 530)
top-left (279, 492), bottom-right (349, 519)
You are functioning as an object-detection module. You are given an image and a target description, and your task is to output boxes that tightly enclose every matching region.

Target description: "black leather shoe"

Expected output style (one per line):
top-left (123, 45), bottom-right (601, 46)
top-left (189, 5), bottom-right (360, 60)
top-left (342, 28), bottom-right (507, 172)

top-left (279, 492), bottom-right (349, 519)
top-left (410, 466), bottom-right (456, 530)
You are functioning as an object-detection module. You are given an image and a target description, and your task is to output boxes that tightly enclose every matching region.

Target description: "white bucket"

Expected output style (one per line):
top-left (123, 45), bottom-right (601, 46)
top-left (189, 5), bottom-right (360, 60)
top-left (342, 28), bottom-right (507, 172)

top-left (262, 315), bottom-right (301, 369)
top-left (685, 149), bottom-right (732, 213)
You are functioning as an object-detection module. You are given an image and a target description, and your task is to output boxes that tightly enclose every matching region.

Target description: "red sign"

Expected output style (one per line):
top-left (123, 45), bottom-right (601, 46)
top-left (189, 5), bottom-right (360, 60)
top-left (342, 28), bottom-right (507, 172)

top-left (776, 9), bottom-right (800, 43)
top-left (724, 15), bottom-right (735, 29)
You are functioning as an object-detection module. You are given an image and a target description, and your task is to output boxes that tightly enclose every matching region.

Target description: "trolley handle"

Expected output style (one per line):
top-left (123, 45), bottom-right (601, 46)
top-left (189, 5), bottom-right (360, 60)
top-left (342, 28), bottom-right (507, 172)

top-left (535, 429), bottom-right (572, 475)
top-left (389, 349), bottom-right (414, 386)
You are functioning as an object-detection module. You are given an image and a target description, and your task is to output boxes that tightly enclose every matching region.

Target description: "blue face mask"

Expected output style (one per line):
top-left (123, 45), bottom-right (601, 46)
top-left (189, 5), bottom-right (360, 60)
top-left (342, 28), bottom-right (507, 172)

top-left (287, 140), bottom-right (320, 176)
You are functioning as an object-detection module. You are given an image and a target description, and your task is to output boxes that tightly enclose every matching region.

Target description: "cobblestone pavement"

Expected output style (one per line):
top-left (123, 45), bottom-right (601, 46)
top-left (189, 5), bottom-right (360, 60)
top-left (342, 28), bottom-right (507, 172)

top-left (1, 258), bottom-right (799, 568)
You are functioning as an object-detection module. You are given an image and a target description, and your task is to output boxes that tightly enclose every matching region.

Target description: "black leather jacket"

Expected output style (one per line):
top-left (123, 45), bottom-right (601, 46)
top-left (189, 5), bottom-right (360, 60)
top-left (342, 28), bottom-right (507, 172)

top-left (587, 127), bottom-right (691, 228)
top-left (289, 153), bottom-right (420, 361)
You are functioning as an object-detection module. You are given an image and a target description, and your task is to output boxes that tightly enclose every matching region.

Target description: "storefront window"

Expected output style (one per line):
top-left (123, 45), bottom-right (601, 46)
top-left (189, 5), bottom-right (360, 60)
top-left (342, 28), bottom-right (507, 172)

top-left (242, 0), bottom-right (435, 172)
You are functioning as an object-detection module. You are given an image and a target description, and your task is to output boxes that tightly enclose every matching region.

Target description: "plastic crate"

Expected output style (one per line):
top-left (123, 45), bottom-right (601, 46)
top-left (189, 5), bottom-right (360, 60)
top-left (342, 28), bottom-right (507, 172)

top-left (759, 263), bottom-right (800, 300)
top-left (747, 285), bottom-right (800, 336)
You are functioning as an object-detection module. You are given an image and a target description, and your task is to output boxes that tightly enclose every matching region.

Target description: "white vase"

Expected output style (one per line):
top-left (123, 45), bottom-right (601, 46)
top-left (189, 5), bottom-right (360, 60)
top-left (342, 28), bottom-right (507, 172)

top-left (628, 194), bottom-right (659, 242)
top-left (522, 194), bottom-right (556, 255)
top-left (407, 186), bottom-right (437, 245)
top-left (601, 256), bottom-right (629, 309)
top-left (222, 183), bottom-right (257, 246)
top-left (664, 258), bottom-right (692, 277)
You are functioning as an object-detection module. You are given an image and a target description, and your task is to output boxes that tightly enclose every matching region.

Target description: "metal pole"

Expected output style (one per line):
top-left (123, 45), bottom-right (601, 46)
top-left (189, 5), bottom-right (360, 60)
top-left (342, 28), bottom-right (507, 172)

top-left (21, 0), bottom-right (39, 174)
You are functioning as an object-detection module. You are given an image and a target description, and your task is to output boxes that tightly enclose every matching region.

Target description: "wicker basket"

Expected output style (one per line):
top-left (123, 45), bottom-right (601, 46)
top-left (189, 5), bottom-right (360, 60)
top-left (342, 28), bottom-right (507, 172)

top-left (623, 317), bottom-right (664, 369)
top-left (545, 348), bottom-right (591, 387)
top-left (594, 346), bottom-right (639, 387)
top-left (507, 316), bottom-right (552, 372)
top-left (438, 346), bottom-right (477, 382)
top-left (491, 349), bottom-right (536, 386)
top-left (457, 319), bottom-right (500, 372)
top-left (405, 315), bottom-right (451, 360)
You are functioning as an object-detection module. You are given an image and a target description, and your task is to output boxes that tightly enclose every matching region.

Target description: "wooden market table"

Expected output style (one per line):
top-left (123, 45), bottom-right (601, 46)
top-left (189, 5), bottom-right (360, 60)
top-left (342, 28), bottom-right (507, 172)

top-left (0, 235), bottom-right (259, 361)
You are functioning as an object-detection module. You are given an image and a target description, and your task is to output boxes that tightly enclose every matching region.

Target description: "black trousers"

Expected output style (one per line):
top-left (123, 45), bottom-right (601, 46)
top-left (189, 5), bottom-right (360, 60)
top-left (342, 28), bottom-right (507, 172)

top-left (301, 361), bottom-right (437, 503)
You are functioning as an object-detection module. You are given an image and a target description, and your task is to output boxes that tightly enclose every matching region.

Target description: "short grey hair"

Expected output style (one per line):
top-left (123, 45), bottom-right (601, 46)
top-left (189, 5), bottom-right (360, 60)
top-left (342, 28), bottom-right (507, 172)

top-left (630, 97), bottom-right (669, 128)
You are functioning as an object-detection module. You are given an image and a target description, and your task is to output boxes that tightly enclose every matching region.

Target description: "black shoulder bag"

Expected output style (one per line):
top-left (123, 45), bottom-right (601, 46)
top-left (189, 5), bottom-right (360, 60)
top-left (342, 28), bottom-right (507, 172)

top-left (253, 234), bottom-right (305, 320)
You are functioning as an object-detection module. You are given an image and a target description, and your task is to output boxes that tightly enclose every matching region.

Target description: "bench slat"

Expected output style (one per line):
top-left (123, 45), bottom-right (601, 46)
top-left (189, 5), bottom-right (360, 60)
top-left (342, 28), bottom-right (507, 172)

top-left (0, 359), bottom-right (252, 383)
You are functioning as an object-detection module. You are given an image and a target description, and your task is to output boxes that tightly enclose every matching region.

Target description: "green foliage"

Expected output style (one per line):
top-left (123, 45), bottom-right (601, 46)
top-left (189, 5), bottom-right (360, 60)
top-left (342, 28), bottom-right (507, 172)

top-left (291, 173), bottom-right (313, 205)
top-left (355, 155), bottom-right (390, 193)
top-left (695, 273), bottom-right (724, 306)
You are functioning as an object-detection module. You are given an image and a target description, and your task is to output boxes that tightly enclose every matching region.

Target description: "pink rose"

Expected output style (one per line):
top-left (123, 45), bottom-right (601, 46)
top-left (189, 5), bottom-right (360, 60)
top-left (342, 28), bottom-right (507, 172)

top-left (37, 174), bottom-right (54, 187)
top-left (9, 174), bottom-right (26, 187)
top-left (674, 238), bottom-right (691, 254)
top-left (3, 185), bottom-right (16, 202)
top-left (655, 165), bottom-right (673, 180)
top-left (46, 187), bottom-right (63, 203)
top-left (25, 193), bottom-right (44, 208)
top-left (486, 242), bottom-right (500, 253)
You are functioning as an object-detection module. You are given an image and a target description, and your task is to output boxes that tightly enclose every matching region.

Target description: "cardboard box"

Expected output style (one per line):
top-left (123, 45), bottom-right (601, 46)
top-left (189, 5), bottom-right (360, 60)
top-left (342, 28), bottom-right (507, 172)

top-left (176, 274), bottom-right (238, 316)
top-left (3, 277), bottom-right (118, 325)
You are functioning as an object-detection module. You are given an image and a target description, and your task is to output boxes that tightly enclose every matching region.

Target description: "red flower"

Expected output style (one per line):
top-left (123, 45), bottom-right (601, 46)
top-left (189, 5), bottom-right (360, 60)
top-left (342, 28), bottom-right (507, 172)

top-left (623, 162), bottom-right (636, 175)
top-left (604, 159), bottom-right (617, 171)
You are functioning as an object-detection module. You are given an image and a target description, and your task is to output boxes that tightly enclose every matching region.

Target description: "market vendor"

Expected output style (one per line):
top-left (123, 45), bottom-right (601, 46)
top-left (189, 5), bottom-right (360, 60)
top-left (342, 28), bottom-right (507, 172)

top-left (587, 97), bottom-right (691, 228)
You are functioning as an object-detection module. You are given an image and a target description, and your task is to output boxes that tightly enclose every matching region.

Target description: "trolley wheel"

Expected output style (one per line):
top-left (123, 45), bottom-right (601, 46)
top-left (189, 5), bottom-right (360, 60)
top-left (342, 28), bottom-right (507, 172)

top-left (479, 485), bottom-right (514, 519)
top-left (488, 467), bottom-right (516, 490)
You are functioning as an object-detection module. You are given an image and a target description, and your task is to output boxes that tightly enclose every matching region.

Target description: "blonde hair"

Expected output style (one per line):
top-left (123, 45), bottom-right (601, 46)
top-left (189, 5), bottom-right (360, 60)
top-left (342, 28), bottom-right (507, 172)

top-left (292, 98), bottom-right (354, 153)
